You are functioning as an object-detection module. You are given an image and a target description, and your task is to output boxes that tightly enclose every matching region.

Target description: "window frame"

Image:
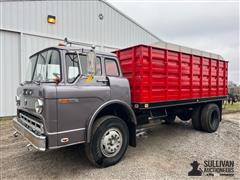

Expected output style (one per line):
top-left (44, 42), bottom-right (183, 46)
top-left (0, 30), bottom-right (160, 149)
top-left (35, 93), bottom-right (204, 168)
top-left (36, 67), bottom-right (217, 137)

top-left (104, 58), bottom-right (120, 77)
top-left (65, 53), bottom-right (81, 83)
top-left (95, 56), bottom-right (102, 76)
top-left (65, 52), bottom-right (102, 84)
top-left (30, 48), bottom-right (62, 83)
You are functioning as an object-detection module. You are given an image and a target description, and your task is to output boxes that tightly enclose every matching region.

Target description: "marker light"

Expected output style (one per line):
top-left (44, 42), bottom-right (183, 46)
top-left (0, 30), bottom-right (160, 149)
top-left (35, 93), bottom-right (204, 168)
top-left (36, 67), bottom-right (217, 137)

top-left (47, 15), bottom-right (56, 24)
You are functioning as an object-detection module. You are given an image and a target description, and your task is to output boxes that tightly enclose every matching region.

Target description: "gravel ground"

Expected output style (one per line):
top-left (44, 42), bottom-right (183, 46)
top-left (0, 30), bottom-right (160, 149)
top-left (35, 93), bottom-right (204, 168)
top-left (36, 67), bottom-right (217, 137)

top-left (0, 113), bottom-right (239, 180)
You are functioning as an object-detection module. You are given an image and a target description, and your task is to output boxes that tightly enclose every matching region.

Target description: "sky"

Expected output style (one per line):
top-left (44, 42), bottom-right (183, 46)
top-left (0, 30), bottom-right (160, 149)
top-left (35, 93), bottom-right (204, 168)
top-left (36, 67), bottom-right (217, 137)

top-left (108, 0), bottom-right (240, 85)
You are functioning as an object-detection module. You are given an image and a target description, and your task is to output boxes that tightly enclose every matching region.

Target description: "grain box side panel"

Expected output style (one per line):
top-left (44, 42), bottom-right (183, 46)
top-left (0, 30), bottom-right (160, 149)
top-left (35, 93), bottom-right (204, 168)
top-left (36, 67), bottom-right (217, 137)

top-left (151, 47), bottom-right (166, 102)
top-left (192, 55), bottom-right (201, 98)
top-left (167, 50), bottom-right (180, 100)
top-left (116, 44), bottom-right (228, 104)
top-left (181, 53), bottom-right (192, 99)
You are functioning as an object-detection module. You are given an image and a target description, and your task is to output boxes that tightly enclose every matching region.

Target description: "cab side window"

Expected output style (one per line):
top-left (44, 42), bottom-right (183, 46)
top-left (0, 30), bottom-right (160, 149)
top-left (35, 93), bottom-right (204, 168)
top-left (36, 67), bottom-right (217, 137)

top-left (105, 58), bottom-right (119, 76)
top-left (66, 53), bottom-right (102, 83)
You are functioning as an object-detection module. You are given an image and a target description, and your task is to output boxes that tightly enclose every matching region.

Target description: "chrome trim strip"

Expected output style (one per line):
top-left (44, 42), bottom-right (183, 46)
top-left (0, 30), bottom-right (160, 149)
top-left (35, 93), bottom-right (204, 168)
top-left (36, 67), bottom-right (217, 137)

top-left (13, 118), bottom-right (46, 151)
top-left (48, 141), bottom-right (85, 149)
top-left (46, 128), bottom-right (85, 135)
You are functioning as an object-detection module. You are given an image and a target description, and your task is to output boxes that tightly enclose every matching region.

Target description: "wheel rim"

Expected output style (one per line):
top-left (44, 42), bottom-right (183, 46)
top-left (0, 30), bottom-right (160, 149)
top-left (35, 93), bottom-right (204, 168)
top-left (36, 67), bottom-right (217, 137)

top-left (210, 110), bottom-right (219, 129)
top-left (100, 128), bottom-right (123, 158)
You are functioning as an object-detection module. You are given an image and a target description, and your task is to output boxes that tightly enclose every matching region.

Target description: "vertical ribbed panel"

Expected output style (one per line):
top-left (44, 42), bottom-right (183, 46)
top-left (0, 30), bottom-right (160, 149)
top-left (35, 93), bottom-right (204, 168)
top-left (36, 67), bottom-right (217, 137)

top-left (0, 31), bottom-right (20, 116)
top-left (1, 0), bottom-right (158, 48)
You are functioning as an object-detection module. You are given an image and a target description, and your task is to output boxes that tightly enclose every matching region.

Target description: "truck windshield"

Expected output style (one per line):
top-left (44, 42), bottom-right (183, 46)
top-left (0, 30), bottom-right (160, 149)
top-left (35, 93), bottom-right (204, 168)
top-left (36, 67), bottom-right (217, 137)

top-left (25, 49), bottom-right (61, 82)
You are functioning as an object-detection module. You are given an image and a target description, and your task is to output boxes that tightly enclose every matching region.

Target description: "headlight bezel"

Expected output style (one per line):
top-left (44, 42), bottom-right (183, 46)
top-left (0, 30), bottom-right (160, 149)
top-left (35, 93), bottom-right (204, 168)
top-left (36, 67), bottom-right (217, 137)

top-left (35, 99), bottom-right (44, 114)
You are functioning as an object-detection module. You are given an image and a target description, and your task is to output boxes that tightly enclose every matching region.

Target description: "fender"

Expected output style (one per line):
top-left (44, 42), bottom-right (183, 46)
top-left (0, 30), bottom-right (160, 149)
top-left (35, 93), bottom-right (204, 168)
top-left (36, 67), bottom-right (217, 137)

top-left (86, 99), bottom-right (137, 143)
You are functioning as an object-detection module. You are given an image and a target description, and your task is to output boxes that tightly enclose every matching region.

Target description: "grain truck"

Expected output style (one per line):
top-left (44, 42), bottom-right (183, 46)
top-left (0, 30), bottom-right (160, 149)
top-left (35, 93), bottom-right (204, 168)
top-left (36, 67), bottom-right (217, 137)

top-left (13, 39), bottom-right (228, 167)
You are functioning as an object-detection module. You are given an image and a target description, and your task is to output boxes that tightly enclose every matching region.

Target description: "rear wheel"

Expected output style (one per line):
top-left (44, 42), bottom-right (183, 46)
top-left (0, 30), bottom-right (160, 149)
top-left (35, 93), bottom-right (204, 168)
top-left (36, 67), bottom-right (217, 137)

top-left (191, 106), bottom-right (202, 130)
top-left (201, 103), bottom-right (220, 133)
top-left (85, 115), bottom-right (129, 167)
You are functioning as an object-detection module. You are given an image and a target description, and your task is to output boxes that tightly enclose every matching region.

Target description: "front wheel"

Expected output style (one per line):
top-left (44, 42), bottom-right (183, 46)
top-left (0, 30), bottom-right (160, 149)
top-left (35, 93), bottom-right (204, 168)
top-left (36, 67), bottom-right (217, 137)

top-left (85, 115), bottom-right (129, 167)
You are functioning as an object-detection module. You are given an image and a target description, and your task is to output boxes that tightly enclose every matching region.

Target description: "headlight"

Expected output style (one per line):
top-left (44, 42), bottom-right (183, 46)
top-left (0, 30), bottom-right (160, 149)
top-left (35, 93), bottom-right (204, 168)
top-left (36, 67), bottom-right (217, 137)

top-left (35, 99), bottom-right (43, 113)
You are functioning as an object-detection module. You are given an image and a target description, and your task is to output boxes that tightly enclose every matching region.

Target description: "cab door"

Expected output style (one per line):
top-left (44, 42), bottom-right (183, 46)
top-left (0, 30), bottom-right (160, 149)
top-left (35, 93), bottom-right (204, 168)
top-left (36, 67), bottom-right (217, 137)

top-left (56, 54), bottom-right (110, 146)
top-left (104, 57), bottom-right (131, 104)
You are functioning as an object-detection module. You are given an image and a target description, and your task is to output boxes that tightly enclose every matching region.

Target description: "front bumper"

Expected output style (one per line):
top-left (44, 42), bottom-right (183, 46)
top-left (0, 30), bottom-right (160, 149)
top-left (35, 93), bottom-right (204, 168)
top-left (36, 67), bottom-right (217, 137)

top-left (13, 117), bottom-right (46, 151)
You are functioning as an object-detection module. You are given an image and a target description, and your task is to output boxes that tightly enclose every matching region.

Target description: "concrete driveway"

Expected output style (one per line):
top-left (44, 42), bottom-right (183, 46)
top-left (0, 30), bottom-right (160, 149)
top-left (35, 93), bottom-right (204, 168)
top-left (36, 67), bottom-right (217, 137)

top-left (0, 113), bottom-right (239, 179)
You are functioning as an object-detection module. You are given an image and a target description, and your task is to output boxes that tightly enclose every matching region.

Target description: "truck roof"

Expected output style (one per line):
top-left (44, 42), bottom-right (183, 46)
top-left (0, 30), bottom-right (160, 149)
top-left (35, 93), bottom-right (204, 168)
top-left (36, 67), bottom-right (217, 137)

top-left (56, 46), bottom-right (117, 56)
top-left (30, 46), bottom-right (117, 58)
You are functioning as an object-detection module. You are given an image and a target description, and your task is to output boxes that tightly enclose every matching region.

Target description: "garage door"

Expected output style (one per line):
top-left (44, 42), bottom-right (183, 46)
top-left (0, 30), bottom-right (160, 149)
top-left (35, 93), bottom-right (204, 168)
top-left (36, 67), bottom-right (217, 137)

top-left (0, 30), bottom-right (20, 117)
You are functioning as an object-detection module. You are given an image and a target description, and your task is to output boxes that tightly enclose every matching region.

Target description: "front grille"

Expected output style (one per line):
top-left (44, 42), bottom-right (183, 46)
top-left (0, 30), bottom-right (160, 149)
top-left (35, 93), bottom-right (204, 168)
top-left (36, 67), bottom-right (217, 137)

top-left (19, 113), bottom-right (44, 135)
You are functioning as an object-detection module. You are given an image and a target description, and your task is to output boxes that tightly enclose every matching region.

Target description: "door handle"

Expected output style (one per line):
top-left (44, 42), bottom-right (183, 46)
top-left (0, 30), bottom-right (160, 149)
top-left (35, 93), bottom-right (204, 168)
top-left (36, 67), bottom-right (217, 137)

top-left (97, 79), bottom-right (109, 83)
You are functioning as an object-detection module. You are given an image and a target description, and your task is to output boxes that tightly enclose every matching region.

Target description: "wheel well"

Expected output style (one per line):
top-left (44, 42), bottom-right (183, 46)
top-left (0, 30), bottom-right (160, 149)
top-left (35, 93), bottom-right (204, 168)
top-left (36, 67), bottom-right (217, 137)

top-left (93, 103), bottom-right (136, 147)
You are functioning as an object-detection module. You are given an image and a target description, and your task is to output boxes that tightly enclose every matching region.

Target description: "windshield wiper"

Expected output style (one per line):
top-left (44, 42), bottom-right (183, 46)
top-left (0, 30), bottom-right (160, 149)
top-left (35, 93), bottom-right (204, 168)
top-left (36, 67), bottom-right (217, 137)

top-left (32, 80), bottom-right (41, 85)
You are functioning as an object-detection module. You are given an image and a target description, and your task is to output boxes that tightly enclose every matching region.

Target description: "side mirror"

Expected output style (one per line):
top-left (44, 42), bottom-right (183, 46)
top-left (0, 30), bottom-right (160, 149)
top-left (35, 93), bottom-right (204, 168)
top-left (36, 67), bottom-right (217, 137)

top-left (53, 73), bottom-right (61, 85)
top-left (86, 50), bottom-right (96, 75)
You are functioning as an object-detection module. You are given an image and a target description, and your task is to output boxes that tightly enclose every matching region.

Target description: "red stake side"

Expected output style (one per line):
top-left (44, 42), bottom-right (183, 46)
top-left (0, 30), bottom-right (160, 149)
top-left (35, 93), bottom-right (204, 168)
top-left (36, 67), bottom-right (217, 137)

top-left (114, 44), bottom-right (228, 104)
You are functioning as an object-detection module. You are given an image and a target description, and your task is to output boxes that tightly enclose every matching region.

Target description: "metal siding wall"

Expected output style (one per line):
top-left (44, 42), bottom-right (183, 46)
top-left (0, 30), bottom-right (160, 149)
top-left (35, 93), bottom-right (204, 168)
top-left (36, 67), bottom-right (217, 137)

top-left (0, 31), bottom-right (20, 117)
top-left (1, 0), bottom-right (159, 48)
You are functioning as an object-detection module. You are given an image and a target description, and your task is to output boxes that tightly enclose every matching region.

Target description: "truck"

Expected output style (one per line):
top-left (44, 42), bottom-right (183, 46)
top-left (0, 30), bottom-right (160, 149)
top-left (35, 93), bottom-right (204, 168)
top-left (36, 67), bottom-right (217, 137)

top-left (228, 84), bottom-right (240, 102)
top-left (13, 39), bottom-right (228, 167)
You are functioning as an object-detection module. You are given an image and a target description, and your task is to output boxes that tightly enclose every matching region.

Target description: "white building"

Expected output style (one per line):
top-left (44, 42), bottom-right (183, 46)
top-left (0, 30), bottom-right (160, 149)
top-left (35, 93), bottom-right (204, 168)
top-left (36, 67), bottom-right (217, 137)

top-left (0, 0), bottom-right (161, 117)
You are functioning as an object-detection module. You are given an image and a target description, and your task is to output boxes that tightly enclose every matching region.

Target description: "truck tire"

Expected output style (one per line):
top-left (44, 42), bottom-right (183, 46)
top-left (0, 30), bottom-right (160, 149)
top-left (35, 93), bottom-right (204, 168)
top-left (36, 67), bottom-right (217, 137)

top-left (164, 115), bottom-right (176, 124)
top-left (85, 115), bottom-right (129, 167)
top-left (201, 103), bottom-right (220, 133)
top-left (191, 106), bottom-right (202, 130)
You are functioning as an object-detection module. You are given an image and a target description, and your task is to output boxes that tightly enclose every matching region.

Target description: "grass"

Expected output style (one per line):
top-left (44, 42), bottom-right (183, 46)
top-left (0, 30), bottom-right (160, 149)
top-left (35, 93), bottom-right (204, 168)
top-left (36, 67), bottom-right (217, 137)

top-left (223, 102), bottom-right (240, 113)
